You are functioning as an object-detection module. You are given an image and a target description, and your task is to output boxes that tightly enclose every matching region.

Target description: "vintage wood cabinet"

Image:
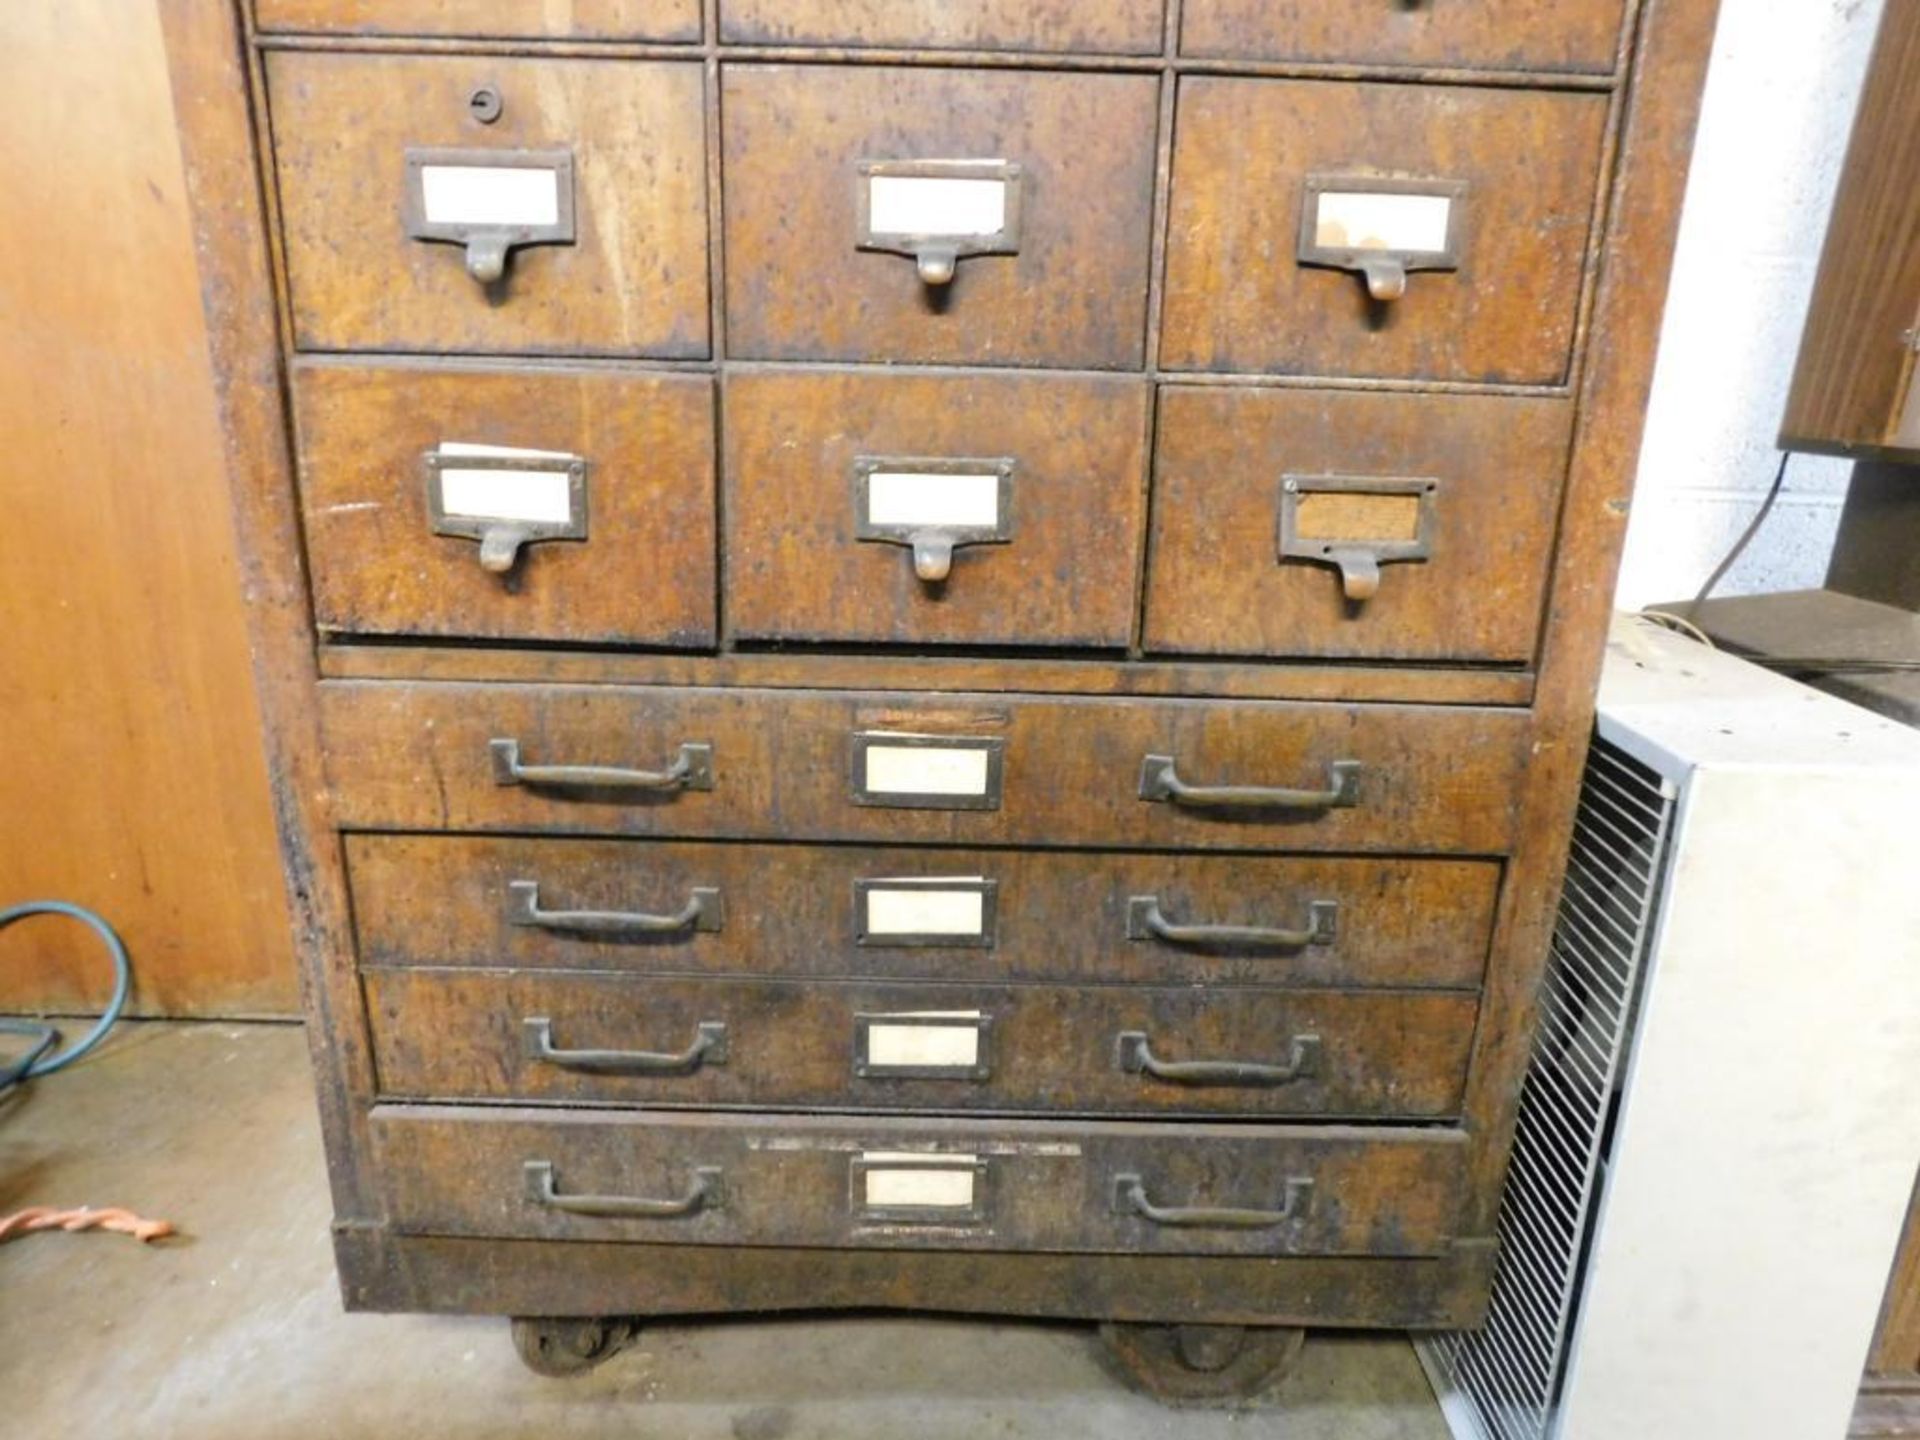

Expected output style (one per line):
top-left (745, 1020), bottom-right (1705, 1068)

top-left (159, 0), bottom-right (1718, 1399)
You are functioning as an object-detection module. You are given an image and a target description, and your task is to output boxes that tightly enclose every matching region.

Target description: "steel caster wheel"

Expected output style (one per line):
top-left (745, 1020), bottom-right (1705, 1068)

top-left (1098, 1322), bottom-right (1306, 1406)
top-left (509, 1315), bottom-right (639, 1378)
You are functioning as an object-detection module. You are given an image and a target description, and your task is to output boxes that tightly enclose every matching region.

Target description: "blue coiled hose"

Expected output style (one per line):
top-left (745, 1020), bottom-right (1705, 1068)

top-left (0, 901), bottom-right (131, 1094)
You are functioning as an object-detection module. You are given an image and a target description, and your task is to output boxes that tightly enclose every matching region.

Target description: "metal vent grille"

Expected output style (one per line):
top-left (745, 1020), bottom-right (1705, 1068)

top-left (1418, 736), bottom-right (1677, 1440)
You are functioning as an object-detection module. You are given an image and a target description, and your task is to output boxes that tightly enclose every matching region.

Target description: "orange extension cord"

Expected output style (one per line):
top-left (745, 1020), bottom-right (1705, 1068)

top-left (0, 1206), bottom-right (175, 1244)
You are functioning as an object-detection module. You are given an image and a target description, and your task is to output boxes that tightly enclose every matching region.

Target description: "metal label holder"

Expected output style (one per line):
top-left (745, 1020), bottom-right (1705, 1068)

top-left (849, 1153), bottom-right (992, 1227)
top-left (1297, 174), bottom-right (1468, 303)
top-left (424, 450), bottom-right (589, 575)
top-left (850, 731), bottom-right (1007, 811)
top-left (853, 877), bottom-right (1000, 949)
top-left (1278, 473), bottom-right (1438, 603)
top-left (852, 1012), bottom-right (994, 1082)
top-left (403, 146), bottom-right (577, 285)
top-left (852, 455), bottom-right (1015, 584)
top-left (856, 158), bottom-right (1025, 287)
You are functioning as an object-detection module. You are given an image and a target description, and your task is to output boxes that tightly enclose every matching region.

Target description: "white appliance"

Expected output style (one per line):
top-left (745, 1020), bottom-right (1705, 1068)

top-left (1419, 615), bottom-right (1920, 1440)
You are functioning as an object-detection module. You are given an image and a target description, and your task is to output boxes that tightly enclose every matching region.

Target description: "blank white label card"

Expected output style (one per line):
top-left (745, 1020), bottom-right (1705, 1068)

top-left (866, 471), bottom-right (1001, 529)
top-left (861, 1153), bottom-right (979, 1211)
top-left (868, 174), bottom-right (1008, 238)
top-left (1313, 190), bottom-right (1453, 254)
top-left (419, 164), bottom-right (561, 228)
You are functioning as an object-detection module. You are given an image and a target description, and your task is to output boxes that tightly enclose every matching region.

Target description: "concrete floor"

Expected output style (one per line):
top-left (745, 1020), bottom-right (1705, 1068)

top-left (0, 1022), bottom-right (1452, 1439)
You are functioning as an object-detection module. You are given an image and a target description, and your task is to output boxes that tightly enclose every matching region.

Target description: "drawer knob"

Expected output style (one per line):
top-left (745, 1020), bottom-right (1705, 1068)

top-left (1111, 1173), bottom-right (1313, 1231)
top-left (1116, 1031), bottom-right (1320, 1087)
top-left (523, 1017), bottom-right (728, 1075)
top-left (1126, 896), bottom-right (1337, 950)
top-left (507, 880), bottom-right (723, 937)
top-left (1138, 755), bottom-right (1361, 812)
top-left (490, 738), bottom-right (714, 794)
top-left (524, 1161), bottom-right (723, 1219)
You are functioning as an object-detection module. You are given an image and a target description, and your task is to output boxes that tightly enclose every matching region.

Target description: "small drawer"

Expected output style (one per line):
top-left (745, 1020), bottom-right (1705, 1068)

top-left (725, 371), bottom-right (1148, 647)
top-left (1180, 0), bottom-right (1626, 75)
top-left (346, 834), bottom-right (1499, 989)
top-left (1145, 388), bottom-right (1573, 663)
top-left (319, 682), bottom-right (1533, 854)
top-left (364, 971), bottom-right (1478, 1119)
top-left (1161, 78), bottom-right (1609, 383)
top-left (371, 1107), bottom-right (1468, 1258)
top-left (719, 0), bottom-right (1166, 54)
top-left (265, 52), bottom-right (709, 357)
top-left (721, 65), bottom-right (1159, 368)
top-left (292, 361), bottom-right (716, 647)
top-left (255, 0), bottom-right (702, 41)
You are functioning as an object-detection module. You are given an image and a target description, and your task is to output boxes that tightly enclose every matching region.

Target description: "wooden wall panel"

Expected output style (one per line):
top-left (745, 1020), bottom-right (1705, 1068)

top-left (0, 1), bottom-right (294, 1015)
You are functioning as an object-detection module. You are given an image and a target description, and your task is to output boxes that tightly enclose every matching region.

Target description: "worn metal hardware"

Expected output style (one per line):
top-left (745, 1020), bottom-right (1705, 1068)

top-left (402, 146), bottom-right (576, 286)
top-left (524, 1160), bottom-right (723, 1219)
top-left (856, 158), bottom-right (1025, 287)
top-left (852, 455), bottom-right (1016, 584)
top-left (1297, 175), bottom-right (1468, 303)
top-left (853, 876), bottom-right (999, 949)
top-left (507, 880), bottom-right (723, 936)
top-left (1111, 1173), bottom-right (1314, 1230)
top-left (467, 85), bottom-right (503, 125)
top-left (1126, 896), bottom-right (1337, 950)
top-left (850, 731), bottom-right (1006, 811)
top-left (852, 1011), bottom-right (994, 1081)
top-left (522, 1016), bottom-right (729, 1074)
top-left (850, 1153), bottom-right (991, 1226)
top-left (1116, 1030), bottom-right (1321, 1087)
top-left (1278, 474), bottom-right (1438, 603)
top-left (490, 739), bottom-right (715, 793)
top-left (1138, 755), bottom-right (1361, 811)
top-left (423, 451), bottom-right (589, 574)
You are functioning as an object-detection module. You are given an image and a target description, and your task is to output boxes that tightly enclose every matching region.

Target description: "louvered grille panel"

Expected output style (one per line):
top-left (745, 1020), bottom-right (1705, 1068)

top-left (1419, 738), bottom-right (1676, 1440)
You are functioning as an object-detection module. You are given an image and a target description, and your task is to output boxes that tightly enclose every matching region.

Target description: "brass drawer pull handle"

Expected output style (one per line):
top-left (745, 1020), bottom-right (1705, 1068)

top-left (1116, 1030), bottom-right (1320, 1087)
top-left (1111, 1173), bottom-right (1313, 1230)
top-left (1138, 755), bottom-right (1361, 811)
top-left (507, 880), bottom-right (723, 936)
top-left (524, 1160), bottom-right (723, 1219)
top-left (490, 739), bottom-right (714, 793)
top-left (1126, 896), bottom-right (1337, 950)
top-left (522, 1017), bottom-right (728, 1075)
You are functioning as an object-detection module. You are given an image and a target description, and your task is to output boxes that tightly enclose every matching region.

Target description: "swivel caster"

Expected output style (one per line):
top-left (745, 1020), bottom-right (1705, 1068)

top-left (509, 1315), bottom-right (639, 1378)
top-left (1098, 1322), bottom-right (1306, 1406)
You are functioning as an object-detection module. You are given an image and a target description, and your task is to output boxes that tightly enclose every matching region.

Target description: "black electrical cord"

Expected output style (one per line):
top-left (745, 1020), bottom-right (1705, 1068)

top-left (1684, 449), bottom-right (1793, 623)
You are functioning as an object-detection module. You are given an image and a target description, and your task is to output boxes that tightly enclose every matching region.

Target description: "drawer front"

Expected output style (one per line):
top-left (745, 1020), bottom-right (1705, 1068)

top-left (1161, 78), bottom-right (1609, 383)
top-left (1181, 0), bottom-right (1625, 74)
top-left (719, 0), bottom-right (1166, 53)
top-left (722, 65), bottom-right (1159, 368)
top-left (293, 362), bottom-right (716, 647)
top-left (347, 835), bottom-right (1499, 989)
top-left (266, 52), bottom-right (709, 357)
top-left (372, 1107), bottom-right (1468, 1258)
top-left (255, 0), bottom-right (702, 40)
top-left (320, 682), bottom-right (1531, 854)
top-left (725, 371), bottom-right (1148, 648)
top-left (1145, 388), bottom-right (1572, 662)
top-left (365, 971), bottom-right (1478, 1119)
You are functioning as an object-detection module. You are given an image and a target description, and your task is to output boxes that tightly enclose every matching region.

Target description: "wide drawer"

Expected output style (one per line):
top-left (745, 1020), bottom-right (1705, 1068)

top-left (292, 361), bottom-right (716, 647)
top-left (720, 0), bottom-right (1165, 53)
top-left (721, 65), bottom-right (1159, 368)
top-left (371, 1107), bottom-right (1468, 1258)
top-left (724, 371), bottom-right (1148, 648)
top-left (255, 0), bottom-right (702, 40)
top-left (364, 970), bottom-right (1478, 1119)
top-left (1144, 388), bottom-right (1573, 662)
top-left (346, 835), bottom-right (1499, 989)
top-left (319, 682), bottom-right (1531, 854)
top-left (266, 51), bottom-right (709, 357)
top-left (1161, 78), bottom-right (1609, 383)
top-left (1181, 0), bottom-right (1625, 74)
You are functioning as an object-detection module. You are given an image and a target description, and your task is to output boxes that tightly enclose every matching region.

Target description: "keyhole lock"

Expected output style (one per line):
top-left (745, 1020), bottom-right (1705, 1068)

top-left (468, 85), bottom-right (503, 125)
